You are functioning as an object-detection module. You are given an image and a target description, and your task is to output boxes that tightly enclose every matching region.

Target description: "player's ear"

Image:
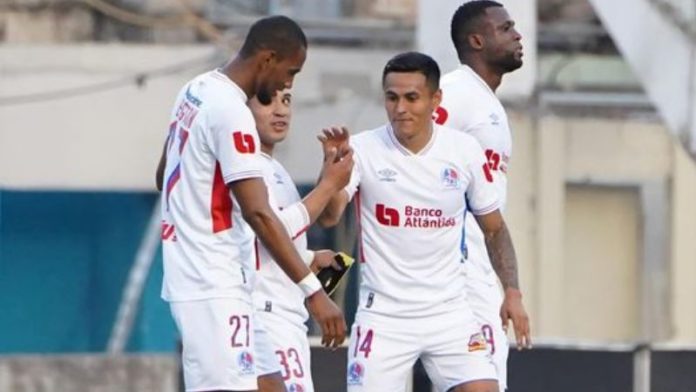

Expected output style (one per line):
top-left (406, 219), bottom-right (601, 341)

top-left (257, 49), bottom-right (277, 69)
top-left (432, 88), bottom-right (443, 108)
top-left (468, 33), bottom-right (484, 51)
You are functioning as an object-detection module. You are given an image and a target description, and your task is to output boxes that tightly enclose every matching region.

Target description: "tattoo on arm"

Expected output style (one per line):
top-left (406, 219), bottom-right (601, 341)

top-left (484, 221), bottom-right (520, 290)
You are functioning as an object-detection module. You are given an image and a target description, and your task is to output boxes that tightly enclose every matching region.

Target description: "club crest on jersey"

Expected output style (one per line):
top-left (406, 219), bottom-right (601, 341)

top-left (288, 383), bottom-right (305, 392)
top-left (237, 351), bottom-right (255, 375)
top-left (377, 168), bottom-right (398, 182)
top-left (441, 167), bottom-right (461, 189)
top-left (347, 361), bottom-right (365, 385)
top-left (468, 332), bottom-right (488, 352)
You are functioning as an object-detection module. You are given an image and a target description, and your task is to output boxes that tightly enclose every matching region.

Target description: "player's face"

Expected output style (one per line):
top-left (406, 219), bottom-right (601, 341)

top-left (256, 47), bottom-right (306, 105)
top-left (249, 89), bottom-right (292, 150)
top-left (482, 7), bottom-right (523, 73)
top-left (383, 72), bottom-right (442, 140)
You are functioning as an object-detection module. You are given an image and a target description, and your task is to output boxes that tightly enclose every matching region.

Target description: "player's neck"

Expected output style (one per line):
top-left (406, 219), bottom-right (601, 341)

top-left (463, 59), bottom-right (502, 92)
top-left (261, 143), bottom-right (274, 156)
top-left (219, 58), bottom-right (256, 100)
top-left (394, 124), bottom-right (433, 154)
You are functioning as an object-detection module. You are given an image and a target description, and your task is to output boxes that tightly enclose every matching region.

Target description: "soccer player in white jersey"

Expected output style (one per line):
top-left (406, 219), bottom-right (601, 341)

top-left (435, 2), bottom-right (531, 389)
top-left (248, 89), bottom-right (345, 392)
top-left (319, 52), bottom-right (523, 392)
top-left (155, 16), bottom-right (351, 392)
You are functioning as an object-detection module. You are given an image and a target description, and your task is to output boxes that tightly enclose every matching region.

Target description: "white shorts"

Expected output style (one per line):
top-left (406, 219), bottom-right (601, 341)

top-left (346, 309), bottom-right (497, 392)
top-left (256, 310), bottom-right (314, 392)
top-left (466, 277), bottom-right (509, 390)
top-left (171, 297), bottom-right (268, 392)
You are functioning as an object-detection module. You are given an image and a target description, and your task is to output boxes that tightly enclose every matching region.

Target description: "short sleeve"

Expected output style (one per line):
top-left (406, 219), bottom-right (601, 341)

top-left (436, 84), bottom-right (467, 131)
top-left (465, 141), bottom-right (500, 216)
top-left (343, 142), bottom-right (362, 201)
top-left (207, 103), bottom-right (264, 184)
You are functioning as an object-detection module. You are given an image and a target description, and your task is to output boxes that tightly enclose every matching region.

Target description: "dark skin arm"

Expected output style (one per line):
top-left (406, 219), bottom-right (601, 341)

top-left (155, 141), bottom-right (167, 191)
top-left (230, 177), bottom-right (346, 348)
top-left (475, 210), bottom-right (531, 350)
top-left (156, 143), bottom-right (347, 347)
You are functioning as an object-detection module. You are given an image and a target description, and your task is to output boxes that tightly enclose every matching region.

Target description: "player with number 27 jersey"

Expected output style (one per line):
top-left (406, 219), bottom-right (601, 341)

top-left (160, 70), bottom-right (271, 392)
top-left (161, 69), bottom-right (263, 302)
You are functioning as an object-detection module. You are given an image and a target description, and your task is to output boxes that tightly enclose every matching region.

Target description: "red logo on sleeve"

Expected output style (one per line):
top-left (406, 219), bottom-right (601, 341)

top-left (233, 131), bottom-right (256, 153)
top-left (376, 203), bottom-right (400, 226)
top-left (485, 149), bottom-right (501, 171)
top-left (482, 163), bottom-right (494, 183)
top-left (433, 106), bottom-right (449, 125)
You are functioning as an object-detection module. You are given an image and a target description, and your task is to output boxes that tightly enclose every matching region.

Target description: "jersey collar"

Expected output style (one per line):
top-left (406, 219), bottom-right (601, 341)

top-left (210, 69), bottom-right (249, 101)
top-left (460, 64), bottom-right (497, 99)
top-left (387, 122), bottom-right (438, 156)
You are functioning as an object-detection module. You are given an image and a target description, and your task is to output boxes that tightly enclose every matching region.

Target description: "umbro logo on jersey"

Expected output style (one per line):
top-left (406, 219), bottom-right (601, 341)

top-left (377, 168), bottom-right (398, 182)
top-left (273, 172), bottom-right (284, 184)
top-left (489, 113), bottom-right (500, 126)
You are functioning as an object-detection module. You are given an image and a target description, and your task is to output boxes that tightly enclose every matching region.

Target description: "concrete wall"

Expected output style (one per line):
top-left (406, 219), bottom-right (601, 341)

top-left (505, 112), bottom-right (696, 343)
top-left (0, 355), bottom-right (178, 392)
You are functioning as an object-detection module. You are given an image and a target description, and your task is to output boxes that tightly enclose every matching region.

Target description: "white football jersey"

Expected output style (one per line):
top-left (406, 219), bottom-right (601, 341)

top-left (160, 70), bottom-right (265, 302)
top-left (253, 153), bottom-right (310, 327)
top-left (345, 123), bottom-right (500, 318)
top-left (437, 65), bottom-right (513, 282)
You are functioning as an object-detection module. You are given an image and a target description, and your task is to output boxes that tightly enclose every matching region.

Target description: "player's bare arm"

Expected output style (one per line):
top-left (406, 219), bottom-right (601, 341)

top-left (475, 210), bottom-right (532, 350)
top-left (155, 142), bottom-right (167, 191)
top-left (316, 126), bottom-right (353, 227)
top-left (230, 177), bottom-right (347, 348)
top-left (297, 145), bottom-right (354, 223)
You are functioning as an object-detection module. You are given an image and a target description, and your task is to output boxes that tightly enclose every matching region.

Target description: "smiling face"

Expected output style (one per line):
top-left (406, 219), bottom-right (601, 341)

top-left (249, 88), bottom-right (292, 154)
top-left (383, 71), bottom-right (441, 149)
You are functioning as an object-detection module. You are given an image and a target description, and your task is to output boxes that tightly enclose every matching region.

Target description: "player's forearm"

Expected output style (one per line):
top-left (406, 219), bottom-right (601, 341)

top-left (483, 221), bottom-right (520, 291)
top-left (155, 143), bottom-right (167, 191)
top-left (243, 207), bottom-right (312, 283)
top-left (301, 180), bottom-right (341, 224)
top-left (317, 191), bottom-right (348, 227)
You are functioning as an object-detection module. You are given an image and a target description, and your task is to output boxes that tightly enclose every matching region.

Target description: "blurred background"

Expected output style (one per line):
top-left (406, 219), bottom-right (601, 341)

top-left (1, 0), bottom-right (696, 391)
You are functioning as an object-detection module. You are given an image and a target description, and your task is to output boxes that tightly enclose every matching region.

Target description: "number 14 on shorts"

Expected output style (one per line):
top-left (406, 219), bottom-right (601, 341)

top-left (352, 326), bottom-right (374, 358)
top-left (347, 326), bottom-right (374, 387)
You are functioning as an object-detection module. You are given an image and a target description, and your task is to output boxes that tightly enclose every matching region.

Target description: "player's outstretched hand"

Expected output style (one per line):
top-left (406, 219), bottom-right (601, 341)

top-left (309, 249), bottom-right (341, 274)
top-left (500, 288), bottom-right (532, 350)
top-left (307, 290), bottom-right (347, 349)
top-left (317, 126), bottom-right (350, 162)
top-left (319, 145), bottom-right (354, 192)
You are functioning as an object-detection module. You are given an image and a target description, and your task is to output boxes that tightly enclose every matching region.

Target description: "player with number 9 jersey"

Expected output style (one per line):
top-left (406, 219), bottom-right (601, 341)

top-left (434, 1), bottom-right (532, 389)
